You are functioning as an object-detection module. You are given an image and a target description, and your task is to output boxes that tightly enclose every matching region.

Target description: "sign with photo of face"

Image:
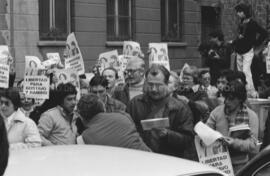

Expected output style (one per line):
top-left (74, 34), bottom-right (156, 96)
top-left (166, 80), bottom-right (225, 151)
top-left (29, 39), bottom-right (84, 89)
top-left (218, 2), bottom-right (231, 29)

top-left (98, 50), bottom-right (119, 72)
top-left (148, 43), bottom-right (170, 71)
top-left (43, 53), bottom-right (62, 69)
top-left (25, 56), bottom-right (45, 76)
top-left (123, 41), bottom-right (141, 57)
top-left (65, 33), bottom-right (85, 75)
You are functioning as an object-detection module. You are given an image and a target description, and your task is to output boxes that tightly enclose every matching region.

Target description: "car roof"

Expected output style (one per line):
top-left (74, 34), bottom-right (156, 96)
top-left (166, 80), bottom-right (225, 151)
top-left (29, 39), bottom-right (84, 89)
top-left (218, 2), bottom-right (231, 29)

top-left (5, 145), bottom-right (227, 176)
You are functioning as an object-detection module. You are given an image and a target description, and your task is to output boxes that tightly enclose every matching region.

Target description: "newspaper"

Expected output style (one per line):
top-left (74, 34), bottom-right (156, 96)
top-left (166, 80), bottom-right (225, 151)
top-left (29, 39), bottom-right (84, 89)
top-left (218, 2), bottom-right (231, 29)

top-left (141, 118), bottom-right (169, 131)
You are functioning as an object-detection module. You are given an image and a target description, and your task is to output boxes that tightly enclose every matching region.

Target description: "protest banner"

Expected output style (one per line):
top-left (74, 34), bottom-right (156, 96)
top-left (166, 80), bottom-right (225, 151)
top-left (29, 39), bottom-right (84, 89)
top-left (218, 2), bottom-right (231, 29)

top-left (148, 43), bottom-right (170, 71)
top-left (25, 56), bottom-right (45, 76)
top-left (43, 53), bottom-right (62, 69)
top-left (194, 136), bottom-right (234, 176)
top-left (0, 45), bottom-right (10, 64)
top-left (98, 50), bottom-right (119, 72)
top-left (55, 68), bottom-right (81, 100)
top-left (0, 63), bottom-right (9, 88)
top-left (23, 75), bottom-right (50, 99)
top-left (65, 33), bottom-right (85, 75)
top-left (123, 41), bottom-right (141, 57)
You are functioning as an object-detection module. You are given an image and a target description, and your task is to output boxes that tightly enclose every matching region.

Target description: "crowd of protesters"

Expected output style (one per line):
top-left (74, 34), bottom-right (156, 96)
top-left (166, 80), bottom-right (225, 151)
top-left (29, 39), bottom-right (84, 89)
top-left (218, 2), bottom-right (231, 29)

top-left (1, 2), bottom-right (270, 175)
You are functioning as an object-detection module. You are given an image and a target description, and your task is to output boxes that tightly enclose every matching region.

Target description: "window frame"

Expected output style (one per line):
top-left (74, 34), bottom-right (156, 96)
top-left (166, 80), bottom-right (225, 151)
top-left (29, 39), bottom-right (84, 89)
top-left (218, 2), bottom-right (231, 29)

top-left (161, 0), bottom-right (184, 42)
top-left (39, 0), bottom-right (71, 41)
top-left (106, 0), bottom-right (135, 41)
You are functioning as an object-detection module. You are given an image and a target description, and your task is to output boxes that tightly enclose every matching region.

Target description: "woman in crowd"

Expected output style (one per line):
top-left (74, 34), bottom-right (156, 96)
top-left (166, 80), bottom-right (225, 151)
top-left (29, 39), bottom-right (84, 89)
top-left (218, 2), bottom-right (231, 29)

top-left (0, 88), bottom-right (41, 150)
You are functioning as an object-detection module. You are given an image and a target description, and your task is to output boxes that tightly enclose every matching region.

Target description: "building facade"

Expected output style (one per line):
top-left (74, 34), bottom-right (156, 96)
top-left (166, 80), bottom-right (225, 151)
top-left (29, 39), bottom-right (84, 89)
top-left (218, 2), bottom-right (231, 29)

top-left (0, 0), bottom-right (269, 79)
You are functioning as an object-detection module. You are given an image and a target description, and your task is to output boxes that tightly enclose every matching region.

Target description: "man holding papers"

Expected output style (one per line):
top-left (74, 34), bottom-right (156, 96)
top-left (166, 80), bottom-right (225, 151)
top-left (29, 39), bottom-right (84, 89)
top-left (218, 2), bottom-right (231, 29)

top-left (127, 64), bottom-right (194, 158)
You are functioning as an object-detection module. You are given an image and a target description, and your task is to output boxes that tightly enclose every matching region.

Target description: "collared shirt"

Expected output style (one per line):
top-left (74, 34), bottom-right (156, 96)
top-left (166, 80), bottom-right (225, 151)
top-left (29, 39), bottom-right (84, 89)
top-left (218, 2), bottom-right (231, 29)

top-left (19, 107), bottom-right (34, 118)
top-left (4, 112), bottom-right (16, 131)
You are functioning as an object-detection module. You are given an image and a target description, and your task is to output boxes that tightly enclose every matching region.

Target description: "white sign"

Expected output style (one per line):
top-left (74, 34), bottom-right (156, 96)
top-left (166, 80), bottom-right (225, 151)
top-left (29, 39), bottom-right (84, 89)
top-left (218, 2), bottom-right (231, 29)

top-left (194, 136), bottom-right (234, 176)
top-left (23, 76), bottom-right (50, 99)
top-left (123, 41), bottom-right (141, 57)
top-left (55, 68), bottom-right (81, 100)
top-left (65, 33), bottom-right (85, 75)
top-left (0, 63), bottom-right (9, 88)
top-left (148, 43), bottom-right (170, 71)
top-left (265, 42), bottom-right (270, 74)
top-left (25, 56), bottom-right (45, 76)
top-left (98, 50), bottom-right (119, 72)
top-left (43, 53), bottom-right (62, 69)
top-left (0, 45), bottom-right (10, 64)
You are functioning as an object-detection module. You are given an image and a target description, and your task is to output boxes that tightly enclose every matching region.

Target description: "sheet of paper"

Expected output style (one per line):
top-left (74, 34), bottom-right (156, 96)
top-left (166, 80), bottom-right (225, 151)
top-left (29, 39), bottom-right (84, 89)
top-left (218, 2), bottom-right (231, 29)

top-left (194, 121), bottom-right (223, 146)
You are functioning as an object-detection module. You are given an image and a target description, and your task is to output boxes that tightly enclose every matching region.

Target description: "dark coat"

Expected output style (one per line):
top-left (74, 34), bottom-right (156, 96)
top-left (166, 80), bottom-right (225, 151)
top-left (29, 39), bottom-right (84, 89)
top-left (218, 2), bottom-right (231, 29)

top-left (127, 94), bottom-right (194, 158)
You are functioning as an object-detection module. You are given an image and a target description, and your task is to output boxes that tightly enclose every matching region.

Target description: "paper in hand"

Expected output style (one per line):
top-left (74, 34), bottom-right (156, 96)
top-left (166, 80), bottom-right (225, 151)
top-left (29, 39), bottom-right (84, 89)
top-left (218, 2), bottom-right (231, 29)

top-left (141, 118), bottom-right (169, 131)
top-left (194, 121), bottom-right (223, 146)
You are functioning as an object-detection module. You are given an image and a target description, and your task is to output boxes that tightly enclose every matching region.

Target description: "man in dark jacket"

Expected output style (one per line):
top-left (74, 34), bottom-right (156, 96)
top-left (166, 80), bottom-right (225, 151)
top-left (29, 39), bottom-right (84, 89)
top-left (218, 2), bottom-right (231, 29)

top-left (233, 3), bottom-right (268, 97)
top-left (127, 64), bottom-right (194, 158)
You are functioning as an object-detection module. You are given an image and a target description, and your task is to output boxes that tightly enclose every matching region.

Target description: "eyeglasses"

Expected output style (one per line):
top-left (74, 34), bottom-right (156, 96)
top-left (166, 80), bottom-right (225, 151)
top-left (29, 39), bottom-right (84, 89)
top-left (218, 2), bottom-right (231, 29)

top-left (124, 69), bottom-right (141, 75)
top-left (0, 100), bottom-right (10, 107)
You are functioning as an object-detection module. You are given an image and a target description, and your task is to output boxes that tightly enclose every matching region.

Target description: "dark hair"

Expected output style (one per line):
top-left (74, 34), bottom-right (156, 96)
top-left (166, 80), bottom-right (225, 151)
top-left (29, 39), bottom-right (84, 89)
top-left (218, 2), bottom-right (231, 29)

top-left (77, 93), bottom-right (105, 121)
top-left (89, 75), bottom-right (108, 88)
top-left (227, 71), bottom-right (247, 85)
top-left (218, 69), bottom-right (234, 80)
top-left (234, 3), bottom-right (251, 18)
top-left (145, 64), bottom-right (170, 84)
top-left (222, 80), bottom-right (247, 103)
top-left (0, 114), bottom-right (8, 176)
top-left (0, 88), bottom-right (21, 110)
top-left (102, 67), bottom-right (119, 79)
top-left (209, 31), bottom-right (224, 41)
top-left (199, 70), bottom-right (210, 79)
top-left (56, 83), bottom-right (77, 105)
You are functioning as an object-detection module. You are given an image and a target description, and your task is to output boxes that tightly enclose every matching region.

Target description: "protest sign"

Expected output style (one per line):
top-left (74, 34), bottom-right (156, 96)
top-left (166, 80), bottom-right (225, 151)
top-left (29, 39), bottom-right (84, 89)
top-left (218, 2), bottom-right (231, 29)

top-left (98, 50), bottom-right (119, 72)
top-left (194, 136), bottom-right (234, 176)
top-left (0, 63), bottom-right (9, 88)
top-left (0, 45), bottom-right (10, 64)
top-left (265, 42), bottom-right (270, 73)
top-left (141, 118), bottom-right (169, 131)
top-left (55, 68), bottom-right (81, 99)
top-left (123, 41), bottom-right (141, 57)
top-left (25, 56), bottom-right (45, 76)
top-left (43, 53), bottom-right (62, 69)
top-left (179, 63), bottom-right (190, 82)
top-left (148, 43), bottom-right (170, 71)
top-left (194, 121), bottom-right (223, 146)
top-left (23, 75), bottom-right (50, 99)
top-left (65, 33), bottom-right (85, 75)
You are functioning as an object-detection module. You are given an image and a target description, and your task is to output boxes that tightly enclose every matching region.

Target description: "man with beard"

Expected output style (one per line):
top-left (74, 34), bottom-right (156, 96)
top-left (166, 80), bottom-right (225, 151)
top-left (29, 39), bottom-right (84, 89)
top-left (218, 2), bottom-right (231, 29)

top-left (113, 57), bottom-right (145, 105)
top-left (38, 83), bottom-right (77, 145)
top-left (127, 64), bottom-right (194, 158)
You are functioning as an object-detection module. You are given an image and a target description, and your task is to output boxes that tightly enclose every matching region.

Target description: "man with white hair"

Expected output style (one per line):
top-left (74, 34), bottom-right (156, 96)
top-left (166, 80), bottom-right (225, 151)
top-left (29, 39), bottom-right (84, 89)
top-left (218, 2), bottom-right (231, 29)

top-left (112, 57), bottom-right (145, 105)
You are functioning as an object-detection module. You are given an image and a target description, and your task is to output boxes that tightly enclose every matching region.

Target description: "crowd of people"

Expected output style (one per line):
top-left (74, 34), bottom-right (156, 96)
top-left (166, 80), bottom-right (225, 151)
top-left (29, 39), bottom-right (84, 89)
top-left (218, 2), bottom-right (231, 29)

top-left (1, 2), bottom-right (270, 175)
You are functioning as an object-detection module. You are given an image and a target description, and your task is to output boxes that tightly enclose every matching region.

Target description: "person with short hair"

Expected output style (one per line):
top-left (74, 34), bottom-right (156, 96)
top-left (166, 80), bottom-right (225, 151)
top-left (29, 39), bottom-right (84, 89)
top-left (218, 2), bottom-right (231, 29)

top-left (233, 3), bottom-right (268, 98)
top-left (38, 83), bottom-right (78, 146)
top-left (127, 64), bottom-right (194, 158)
top-left (0, 88), bottom-right (41, 150)
top-left (102, 67), bottom-right (119, 96)
top-left (113, 57), bottom-right (145, 105)
top-left (89, 75), bottom-right (126, 113)
top-left (76, 93), bottom-right (151, 151)
top-left (193, 70), bottom-right (218, 98)
top-left (207, 80), bottom-right (259, 172)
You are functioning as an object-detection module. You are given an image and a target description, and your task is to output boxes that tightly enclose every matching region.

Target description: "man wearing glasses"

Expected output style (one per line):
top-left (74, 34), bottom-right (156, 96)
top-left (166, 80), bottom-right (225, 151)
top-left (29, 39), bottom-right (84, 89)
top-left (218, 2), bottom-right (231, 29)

top-left (112, 57), bottom-right (145, 105)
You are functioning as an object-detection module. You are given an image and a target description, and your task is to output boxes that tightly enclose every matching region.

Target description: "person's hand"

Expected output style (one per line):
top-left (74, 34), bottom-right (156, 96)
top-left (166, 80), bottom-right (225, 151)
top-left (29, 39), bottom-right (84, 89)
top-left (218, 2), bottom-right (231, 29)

top-left (176, 95), bottom-right (189, 104)
top-left (223, 136), bottom-right (234, 146)
top-left (152, 128), bottom-right (168, 138)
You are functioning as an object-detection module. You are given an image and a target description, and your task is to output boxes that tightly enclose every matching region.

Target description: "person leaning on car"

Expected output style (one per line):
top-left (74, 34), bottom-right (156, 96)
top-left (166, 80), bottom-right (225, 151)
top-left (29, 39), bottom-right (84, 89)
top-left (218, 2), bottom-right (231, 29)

top-left (127, 64), bottom-right (194, 158)
top-left (76, 93), bottom-right (151, 152)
